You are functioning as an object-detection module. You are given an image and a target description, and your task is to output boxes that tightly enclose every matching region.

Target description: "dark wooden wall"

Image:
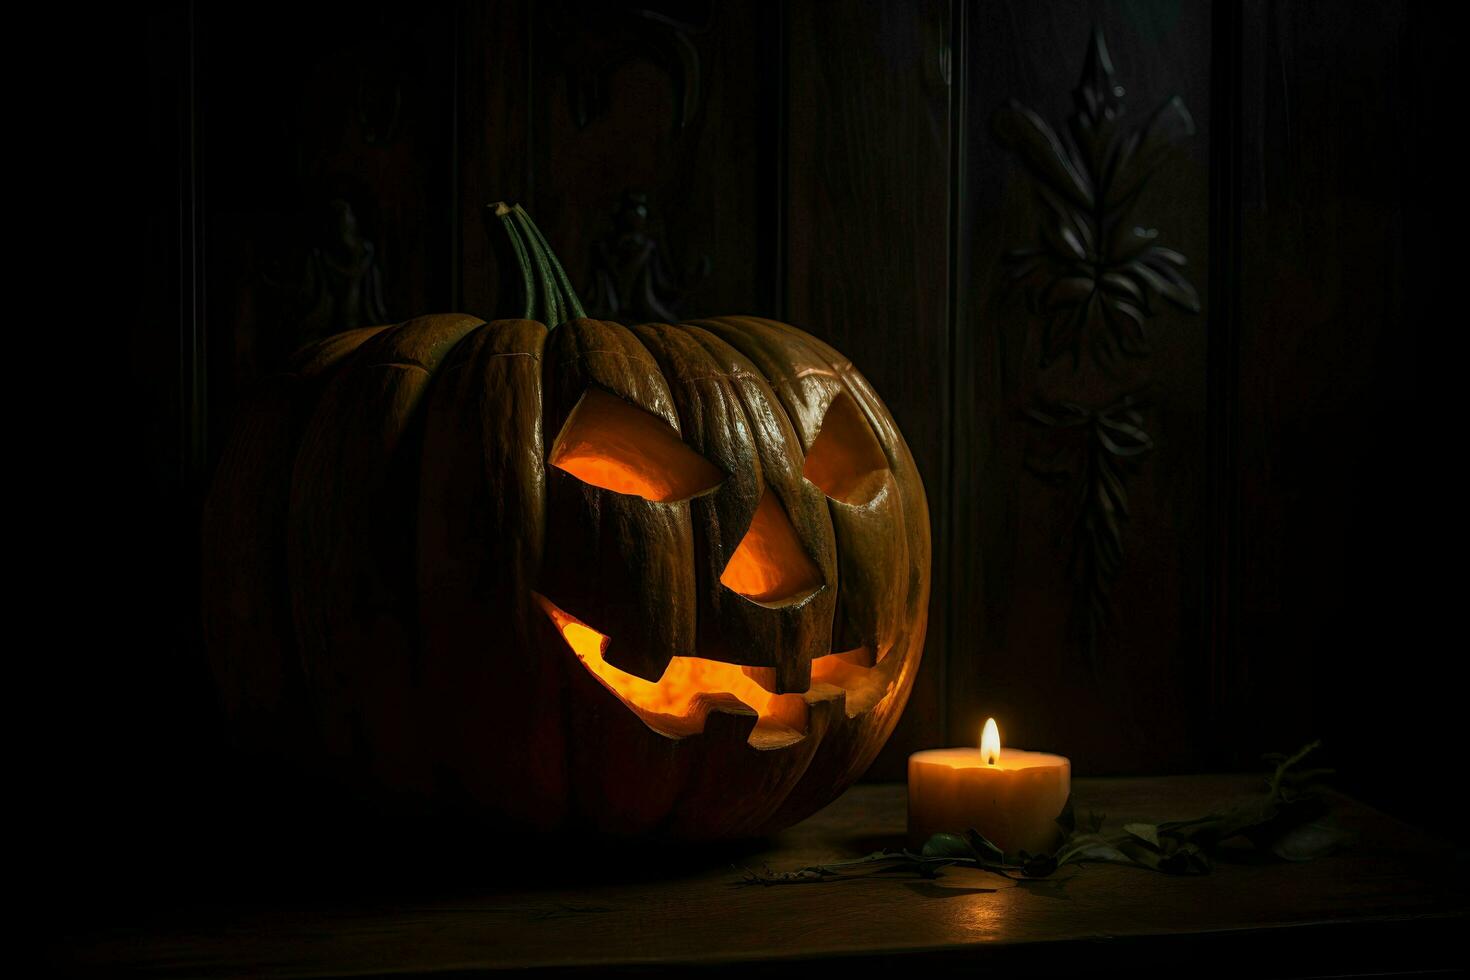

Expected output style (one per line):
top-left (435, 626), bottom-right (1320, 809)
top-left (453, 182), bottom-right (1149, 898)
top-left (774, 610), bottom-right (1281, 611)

top-left (106, 0), bottom-right (1443, 869)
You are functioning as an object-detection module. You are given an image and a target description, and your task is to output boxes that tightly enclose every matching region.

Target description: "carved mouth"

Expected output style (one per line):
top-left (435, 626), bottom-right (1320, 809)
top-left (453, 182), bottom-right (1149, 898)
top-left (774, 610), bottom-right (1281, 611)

top-left (534, 593), bottom-right (891, 749)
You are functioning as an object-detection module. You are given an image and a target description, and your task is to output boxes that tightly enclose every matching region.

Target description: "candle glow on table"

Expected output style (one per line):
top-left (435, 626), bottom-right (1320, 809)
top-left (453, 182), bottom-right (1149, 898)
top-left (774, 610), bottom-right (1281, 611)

top-left (907, 718), bottom-right (1071, 855)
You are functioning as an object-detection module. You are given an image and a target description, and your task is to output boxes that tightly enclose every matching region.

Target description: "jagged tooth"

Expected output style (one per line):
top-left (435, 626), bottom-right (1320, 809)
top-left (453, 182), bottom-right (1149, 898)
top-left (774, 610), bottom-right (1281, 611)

top-left (776, 657), bottom-right (812, 694)
top-left (741, 661), bottom-right (812, 695)
top-left (802, 681), bottom-right (847, 716)
top-left (693, 693), bottom-right (759, 742)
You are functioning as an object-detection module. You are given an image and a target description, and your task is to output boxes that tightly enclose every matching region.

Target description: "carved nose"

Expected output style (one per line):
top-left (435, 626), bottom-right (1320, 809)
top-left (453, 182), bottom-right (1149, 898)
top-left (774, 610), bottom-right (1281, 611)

top-left (719, 490), bottom-right (823, 606)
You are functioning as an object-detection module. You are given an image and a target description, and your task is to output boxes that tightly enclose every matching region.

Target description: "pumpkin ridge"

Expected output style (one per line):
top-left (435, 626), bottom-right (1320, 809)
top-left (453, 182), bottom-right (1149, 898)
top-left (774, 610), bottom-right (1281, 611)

top-left (284, 325), bottom-right (391, 377)
top-left (283, 312), bottom-right (486, 796)
top-left (364, 314), bottom-right (487, 371)
top-left (661, 368), bottom-right (763, 384)
top-left (684, 317), bottom-right (838, 450)
top-left (786, 331), bottom-right (925, 661)
top-left (678, 315), bottom-right (931, 830)
top-left (628, 320), bottom-right (835, 694)
top-left (203, 324), bottom-right (385, 784)
top-left (479, 350), bottom-right (541, 361)
top-left (371, 362), bottom-right (433, 376)
top-left (539, 318), bottom-right (696, 683)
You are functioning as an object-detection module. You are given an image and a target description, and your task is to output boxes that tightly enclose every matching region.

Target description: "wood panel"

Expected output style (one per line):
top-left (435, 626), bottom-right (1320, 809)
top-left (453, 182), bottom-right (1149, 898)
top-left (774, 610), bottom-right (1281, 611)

top-left (951, 0), bottom-right (1213, 774)
top-left (1227, 0), bottom-right (1440, 825)
top-left (784, 0), bottom-right (954, 777)
top-left (455, 0), bottom-right (530, 316)
top-left (88, 1), bottom-right (465, 896)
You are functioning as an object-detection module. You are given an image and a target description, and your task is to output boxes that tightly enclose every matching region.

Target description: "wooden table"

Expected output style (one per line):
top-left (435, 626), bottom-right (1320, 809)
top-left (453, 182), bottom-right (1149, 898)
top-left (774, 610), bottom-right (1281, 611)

top-left (57, 776), bottom-right (1465, 976)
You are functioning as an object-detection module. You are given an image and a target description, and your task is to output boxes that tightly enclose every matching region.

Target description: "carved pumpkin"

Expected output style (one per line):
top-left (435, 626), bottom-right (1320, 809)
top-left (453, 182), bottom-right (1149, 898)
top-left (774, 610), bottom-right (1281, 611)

top-left (203, 205), bottom-right (929, 838)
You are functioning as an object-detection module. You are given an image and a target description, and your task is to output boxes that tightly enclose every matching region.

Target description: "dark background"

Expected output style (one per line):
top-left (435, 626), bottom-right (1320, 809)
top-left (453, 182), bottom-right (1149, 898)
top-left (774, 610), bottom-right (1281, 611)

top-left (62, 0), bottom-right (1447, 899)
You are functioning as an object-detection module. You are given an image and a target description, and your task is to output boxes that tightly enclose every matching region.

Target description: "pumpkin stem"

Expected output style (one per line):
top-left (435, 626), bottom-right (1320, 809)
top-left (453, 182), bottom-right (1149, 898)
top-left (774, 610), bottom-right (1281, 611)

top-left (488, 202), bottom-right (586, 326)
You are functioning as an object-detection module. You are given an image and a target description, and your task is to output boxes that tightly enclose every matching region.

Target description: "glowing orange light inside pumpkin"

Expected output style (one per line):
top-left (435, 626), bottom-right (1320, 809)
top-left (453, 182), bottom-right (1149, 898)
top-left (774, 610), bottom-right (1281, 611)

top-left (809, 646), bottom-right (874, 687)
top-left (542, 599), bottom-right (807, 734)
top-left (802, 392), bottom-right (888, 503)
top-left (549, 388), bottom-right (724, 502)
top-left (719, 491), bottom-right (823, 603)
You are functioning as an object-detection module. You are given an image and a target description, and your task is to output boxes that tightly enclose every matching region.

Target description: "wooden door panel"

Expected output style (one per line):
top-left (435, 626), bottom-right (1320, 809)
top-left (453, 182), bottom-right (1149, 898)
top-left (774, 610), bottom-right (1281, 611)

top-left (951, 0), bottom-right (1214, 773)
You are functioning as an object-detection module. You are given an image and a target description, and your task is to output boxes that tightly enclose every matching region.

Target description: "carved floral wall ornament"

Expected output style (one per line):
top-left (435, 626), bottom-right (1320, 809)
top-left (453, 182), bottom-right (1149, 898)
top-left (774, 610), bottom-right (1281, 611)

top-left (585, 190), bottom-right (712, 323)
top-left (1024, 395), bottom-right (1153, 669)
top-left (548, 1), bottom-right (711, 136)
top-left (995, 29), bottom-right (1198, 669)
top-left (261, 197), bottom-right (389, 362)
top-left (995, 29), bottom-right (1199, 369)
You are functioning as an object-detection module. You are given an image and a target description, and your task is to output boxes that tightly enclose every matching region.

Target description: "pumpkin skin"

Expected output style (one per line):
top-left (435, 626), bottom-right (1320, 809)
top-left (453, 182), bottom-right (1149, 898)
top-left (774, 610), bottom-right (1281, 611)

top-left (203, 223), bottom-right (929, 840)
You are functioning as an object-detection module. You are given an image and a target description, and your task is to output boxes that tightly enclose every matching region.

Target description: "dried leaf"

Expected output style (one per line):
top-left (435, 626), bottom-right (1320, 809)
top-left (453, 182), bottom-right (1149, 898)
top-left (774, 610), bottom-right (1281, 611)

top-left (1271, 822), bottom-right (1354, 862)
top-left (964, 829), bottom-right (1006, 865)
top-left (1022, 852), bottom-right (1059, 877)
top-left (1119, 837), bottom-right (1212, 875)
top-left (1059, 839), bottom-right (1132, 865)
top-left (1281, 767), bottom-right (1337, 788)
top-left (1124, 823), bottom-right (1162, 849)
top-left (921, 833), bottom-right (975, 859)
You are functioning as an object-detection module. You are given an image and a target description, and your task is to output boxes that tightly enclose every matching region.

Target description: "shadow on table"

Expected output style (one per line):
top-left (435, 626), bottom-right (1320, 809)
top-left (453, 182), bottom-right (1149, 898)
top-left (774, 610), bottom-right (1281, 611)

top-left (63, 806), bottom-right (803, 933)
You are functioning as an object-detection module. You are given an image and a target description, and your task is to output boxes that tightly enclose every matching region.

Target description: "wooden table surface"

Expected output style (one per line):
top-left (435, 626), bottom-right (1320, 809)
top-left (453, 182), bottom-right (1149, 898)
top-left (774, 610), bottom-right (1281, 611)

top-left (57, 776), bottom-right (1466, 976)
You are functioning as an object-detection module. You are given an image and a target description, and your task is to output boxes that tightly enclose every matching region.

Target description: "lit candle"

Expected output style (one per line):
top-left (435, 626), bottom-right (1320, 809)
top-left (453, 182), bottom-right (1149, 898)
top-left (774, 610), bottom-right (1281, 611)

top-left (907, 718), bottom-right (1071, 855)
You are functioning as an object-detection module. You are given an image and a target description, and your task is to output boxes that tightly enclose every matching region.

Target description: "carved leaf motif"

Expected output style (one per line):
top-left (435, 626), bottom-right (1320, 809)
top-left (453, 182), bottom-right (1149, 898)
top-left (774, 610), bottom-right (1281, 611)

top-left (995, 28), bottom-right (1198, 368)
top-left (1025, 396), bottom-right (1153, 673)
top-left (992, 104), bottom-right (1094, 211)
top-left (1001, 28), bottom-right (1200, 672)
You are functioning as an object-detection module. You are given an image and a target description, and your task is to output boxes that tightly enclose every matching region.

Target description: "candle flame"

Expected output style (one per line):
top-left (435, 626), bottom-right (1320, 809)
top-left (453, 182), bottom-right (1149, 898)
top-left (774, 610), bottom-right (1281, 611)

top-left (981, 717), bottom-right (1001, 766)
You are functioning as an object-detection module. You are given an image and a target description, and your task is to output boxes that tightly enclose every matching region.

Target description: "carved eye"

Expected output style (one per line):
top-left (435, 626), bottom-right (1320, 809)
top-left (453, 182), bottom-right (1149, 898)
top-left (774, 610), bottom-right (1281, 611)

top-left (719, 490), bottom-right (823, 605)
top-left (802, 392), bottom-right (888, 503)
top-left (550, 388), bottom-right (724, 502)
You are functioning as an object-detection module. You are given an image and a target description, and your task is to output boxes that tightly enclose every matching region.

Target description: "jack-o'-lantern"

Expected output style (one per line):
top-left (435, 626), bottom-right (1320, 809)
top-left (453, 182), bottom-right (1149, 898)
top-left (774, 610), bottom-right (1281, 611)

top-left (203, 204), bottom-right (929, 838)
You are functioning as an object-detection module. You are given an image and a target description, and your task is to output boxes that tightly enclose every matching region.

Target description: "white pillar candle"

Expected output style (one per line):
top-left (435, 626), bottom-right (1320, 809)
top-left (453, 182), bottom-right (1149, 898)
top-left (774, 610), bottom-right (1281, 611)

top-left (907, 718), bottom-right (1071, 855)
